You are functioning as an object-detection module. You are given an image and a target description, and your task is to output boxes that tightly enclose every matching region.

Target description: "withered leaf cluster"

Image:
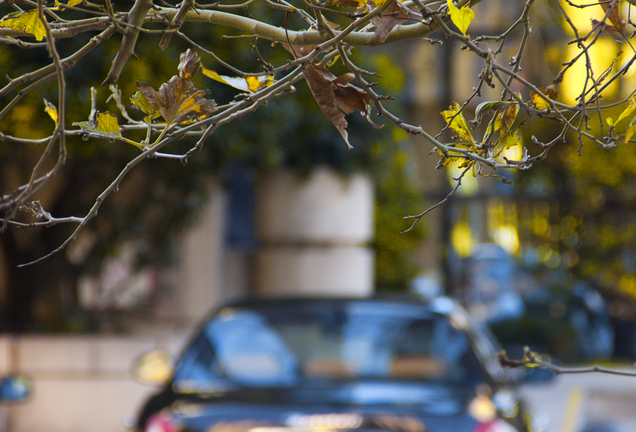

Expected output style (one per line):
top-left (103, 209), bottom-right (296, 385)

top-left (134, 49), bottom-right (216, 125)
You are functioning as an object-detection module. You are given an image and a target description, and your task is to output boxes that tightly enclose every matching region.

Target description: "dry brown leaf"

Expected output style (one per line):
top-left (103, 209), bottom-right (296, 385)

top-left (303, 65), bottom-right (382, 149)
top-left (370, 1), bottom-right (411, 42)
top-left (178, 49), bottom-right (201, 80)
top-left (283, 43), bottom-right (315, 59)
top-left (499, 103), bottom-right (519, 132)
top-left (600, 0), bottom-right (624, 34)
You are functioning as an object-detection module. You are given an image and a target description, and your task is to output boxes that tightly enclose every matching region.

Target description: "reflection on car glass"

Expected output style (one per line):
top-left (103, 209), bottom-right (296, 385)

top-left (342, 311), bottom-right (409, 377)
top-left (204, 310), bottom-right (298, 386)
top-left (172, 332), bottom-right (233, 392)
top-left (173, 303), bottom-right (485, 389)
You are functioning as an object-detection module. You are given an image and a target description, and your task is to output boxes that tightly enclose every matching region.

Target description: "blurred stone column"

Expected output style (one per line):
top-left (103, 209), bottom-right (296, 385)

top-left (176, 181), bottom-right (227, 325)
top-left (255, 167), bottom-right (374, 297)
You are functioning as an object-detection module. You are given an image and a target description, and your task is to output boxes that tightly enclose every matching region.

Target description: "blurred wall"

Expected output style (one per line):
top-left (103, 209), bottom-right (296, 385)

top-left (0, 334), bottom-right (187, 432)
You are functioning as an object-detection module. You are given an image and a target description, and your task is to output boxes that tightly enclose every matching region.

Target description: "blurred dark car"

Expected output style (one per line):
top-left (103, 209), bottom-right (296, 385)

top-left (490, 282), bottom-right (614, 362)
top-left (134, 297), bottom-right (548, 432)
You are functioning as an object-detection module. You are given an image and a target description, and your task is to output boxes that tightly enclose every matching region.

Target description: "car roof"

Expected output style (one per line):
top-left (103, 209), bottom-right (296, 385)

top-left (220, 294), bottom-right (458, 315)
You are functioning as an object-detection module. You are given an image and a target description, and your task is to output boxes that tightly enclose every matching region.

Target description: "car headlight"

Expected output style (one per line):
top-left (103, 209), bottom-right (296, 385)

top-left (472, 419), bottom-right (518, 432)
top-left (145, 413), bottom-right (179, 432)
top-left (469, 393), bottom-right (497, 423)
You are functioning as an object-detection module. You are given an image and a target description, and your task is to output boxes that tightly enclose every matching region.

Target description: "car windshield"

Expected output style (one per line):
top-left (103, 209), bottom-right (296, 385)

top-left (172, 301), bottom-right (487, 390)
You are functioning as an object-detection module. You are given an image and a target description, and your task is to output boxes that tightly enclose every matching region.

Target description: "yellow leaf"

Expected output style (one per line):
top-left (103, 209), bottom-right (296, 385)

top-left (246, 76), bottom-right (262, 93)
top-left (130, 91), bottom-right (160, 120)
top-left (327, 54), bottom-right (341, 67)
top-left (441, 102), bottom-right (474, 144)
top-left (447, 0), bottom-right (474, 37)
top-left (531, 94), bottom-right (550, 111)
top-left (0, 10), bottom-right (47, 41)
top-left (614, 97), bottom-right (636, 127)
top-left (529, 86), bottom-right (558, 112)
top-left (54, 0), bottom-right (83, 7)
top-left (43, 99), bottom-right (58, 127)
top-left (201, 67), bottom-right (274, 93)
top-left (331, 0), bottom-right (366, 8)
top-left (73, 112), bottom-right (122, 140)
top-left (493, 131), bottom-right (520, 158)
top-left (624, 116), bottom-right (636, 143)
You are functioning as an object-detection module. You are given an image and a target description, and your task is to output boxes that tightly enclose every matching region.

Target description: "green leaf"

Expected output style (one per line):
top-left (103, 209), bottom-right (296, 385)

top-left (446, 0), bottom-right (474, 37)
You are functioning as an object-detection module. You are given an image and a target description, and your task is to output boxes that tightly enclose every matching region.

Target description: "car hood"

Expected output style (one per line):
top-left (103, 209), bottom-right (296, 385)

top-left (165, 382), bottom-right (480, 432)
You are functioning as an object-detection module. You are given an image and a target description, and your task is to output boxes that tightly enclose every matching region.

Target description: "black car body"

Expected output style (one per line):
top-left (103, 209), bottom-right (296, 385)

top-left (135, 297), bottom-right (544, 432)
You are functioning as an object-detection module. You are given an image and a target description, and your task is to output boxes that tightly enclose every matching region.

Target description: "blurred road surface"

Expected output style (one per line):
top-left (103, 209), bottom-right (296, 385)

top-left (520, 370), bottom-right (636, 432)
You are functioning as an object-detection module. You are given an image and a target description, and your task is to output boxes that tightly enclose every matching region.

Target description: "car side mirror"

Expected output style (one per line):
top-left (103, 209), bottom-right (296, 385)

top-left (0, 375), bottom-right (31, 402)
top-left (132, 349), bottom-right (173, 385)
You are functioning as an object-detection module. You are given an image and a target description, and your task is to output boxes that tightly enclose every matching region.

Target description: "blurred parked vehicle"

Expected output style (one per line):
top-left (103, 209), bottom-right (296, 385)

top-left (490, 282), bottom-right (614, 362)
top-left (133, 296), bottom-right (551, 432)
